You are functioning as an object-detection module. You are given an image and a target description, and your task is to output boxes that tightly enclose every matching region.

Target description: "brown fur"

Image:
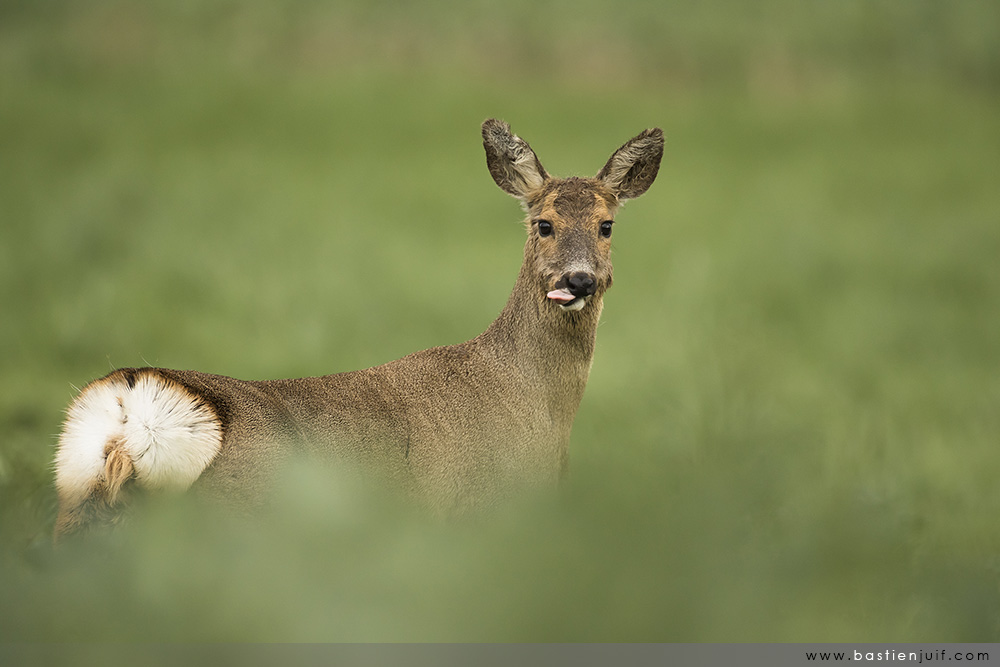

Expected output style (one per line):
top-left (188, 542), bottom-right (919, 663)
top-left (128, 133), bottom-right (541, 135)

top-left (55, 119), bottom-right (664, 532)
top-left (53, 441), bottom-right (136, 541)
top-left (101, 439), bottom-right (136, 505)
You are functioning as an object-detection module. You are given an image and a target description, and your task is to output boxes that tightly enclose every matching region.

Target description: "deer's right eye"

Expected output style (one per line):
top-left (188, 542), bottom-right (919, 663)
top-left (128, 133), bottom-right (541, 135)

top-left (536, 220), bottom-right (554, 237)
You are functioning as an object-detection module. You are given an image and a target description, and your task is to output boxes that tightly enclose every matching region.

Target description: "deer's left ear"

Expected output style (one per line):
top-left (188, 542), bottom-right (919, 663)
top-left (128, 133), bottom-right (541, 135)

top-left (482, 118), bottom-right (549, 200)
top-left (596, 128), bottom-right (664, 201)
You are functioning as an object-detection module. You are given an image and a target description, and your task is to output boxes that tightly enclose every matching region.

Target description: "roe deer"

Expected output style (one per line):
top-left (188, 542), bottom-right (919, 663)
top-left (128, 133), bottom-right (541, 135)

top-left (54, 119), bottom-right (664, 537)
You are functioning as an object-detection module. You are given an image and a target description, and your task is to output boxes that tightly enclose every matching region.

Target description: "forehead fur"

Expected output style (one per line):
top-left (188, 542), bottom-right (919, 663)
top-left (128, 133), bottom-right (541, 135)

top-left (527, 177), bottom-right (617, 219)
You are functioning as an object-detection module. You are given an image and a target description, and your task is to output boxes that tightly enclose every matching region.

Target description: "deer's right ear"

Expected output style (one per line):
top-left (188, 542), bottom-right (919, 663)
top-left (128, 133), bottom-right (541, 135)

top-left (482, 119), bottom-right (549, 200)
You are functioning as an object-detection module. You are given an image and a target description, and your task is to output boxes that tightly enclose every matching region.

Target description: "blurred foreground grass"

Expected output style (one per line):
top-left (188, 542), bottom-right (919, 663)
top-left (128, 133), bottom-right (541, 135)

top-left (1, 0), bottom-right (998, 642)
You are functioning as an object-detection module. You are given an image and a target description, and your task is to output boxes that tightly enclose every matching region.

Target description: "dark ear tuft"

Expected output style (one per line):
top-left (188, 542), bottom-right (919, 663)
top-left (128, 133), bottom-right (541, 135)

top-left (482, 119), bottom-right (549, 200)
top-left (596, 127), bottom-right (664, 201)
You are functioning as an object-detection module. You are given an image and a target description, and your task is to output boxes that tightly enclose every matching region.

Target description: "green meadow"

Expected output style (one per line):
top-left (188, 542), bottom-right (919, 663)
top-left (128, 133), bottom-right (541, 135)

top-left (1, 0), bottom-right (998, 642)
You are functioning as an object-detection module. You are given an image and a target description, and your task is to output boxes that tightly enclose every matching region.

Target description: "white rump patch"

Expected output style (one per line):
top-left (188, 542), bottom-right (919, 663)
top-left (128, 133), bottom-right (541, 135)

top-left (55, 371), bottom-right (223, 506)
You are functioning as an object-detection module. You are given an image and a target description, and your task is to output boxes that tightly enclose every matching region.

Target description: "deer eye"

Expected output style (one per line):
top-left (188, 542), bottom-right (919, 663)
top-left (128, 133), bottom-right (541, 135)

top-left (536, 220), bottom-right (554, 237)
top-left (599, 220), bottom-right (614, 238)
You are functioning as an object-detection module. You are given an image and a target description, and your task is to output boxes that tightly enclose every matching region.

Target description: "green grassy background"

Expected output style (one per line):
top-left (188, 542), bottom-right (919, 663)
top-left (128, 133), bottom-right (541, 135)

top-left (2, 0), bottom-right (998, 642)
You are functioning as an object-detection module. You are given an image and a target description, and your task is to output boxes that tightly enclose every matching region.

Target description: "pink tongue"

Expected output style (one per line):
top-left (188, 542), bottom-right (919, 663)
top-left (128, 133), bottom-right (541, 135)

top-left (547, 289), bottom-right (576, 303)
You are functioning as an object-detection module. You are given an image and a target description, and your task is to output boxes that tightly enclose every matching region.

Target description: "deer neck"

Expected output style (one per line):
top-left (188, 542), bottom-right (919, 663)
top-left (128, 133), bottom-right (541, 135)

top-left (478, 252), bottom-right (604, 411)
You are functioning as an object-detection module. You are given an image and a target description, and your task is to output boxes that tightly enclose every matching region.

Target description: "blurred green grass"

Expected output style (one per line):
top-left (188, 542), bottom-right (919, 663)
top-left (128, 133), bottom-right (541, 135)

top-left (1, 0), bottom-right (999, 642)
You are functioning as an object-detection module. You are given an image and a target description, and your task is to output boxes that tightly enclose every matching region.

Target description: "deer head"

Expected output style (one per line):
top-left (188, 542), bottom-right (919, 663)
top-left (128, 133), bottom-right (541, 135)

top-left (482, 119), bottom-right (663, 313)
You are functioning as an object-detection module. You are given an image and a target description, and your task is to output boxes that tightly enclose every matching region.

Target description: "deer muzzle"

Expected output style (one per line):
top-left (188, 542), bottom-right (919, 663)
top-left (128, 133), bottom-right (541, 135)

top-left (547, 271), bottom-right (597, 311)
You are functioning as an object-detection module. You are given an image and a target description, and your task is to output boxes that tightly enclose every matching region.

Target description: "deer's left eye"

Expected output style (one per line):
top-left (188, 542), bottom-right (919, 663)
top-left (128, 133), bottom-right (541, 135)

top-left (599, 221), bottom-right (614, 238)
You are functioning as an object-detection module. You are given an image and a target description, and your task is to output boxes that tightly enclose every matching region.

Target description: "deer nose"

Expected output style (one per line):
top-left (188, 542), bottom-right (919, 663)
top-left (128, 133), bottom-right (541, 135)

top-left (565, 272), bottom-right (597, 298)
